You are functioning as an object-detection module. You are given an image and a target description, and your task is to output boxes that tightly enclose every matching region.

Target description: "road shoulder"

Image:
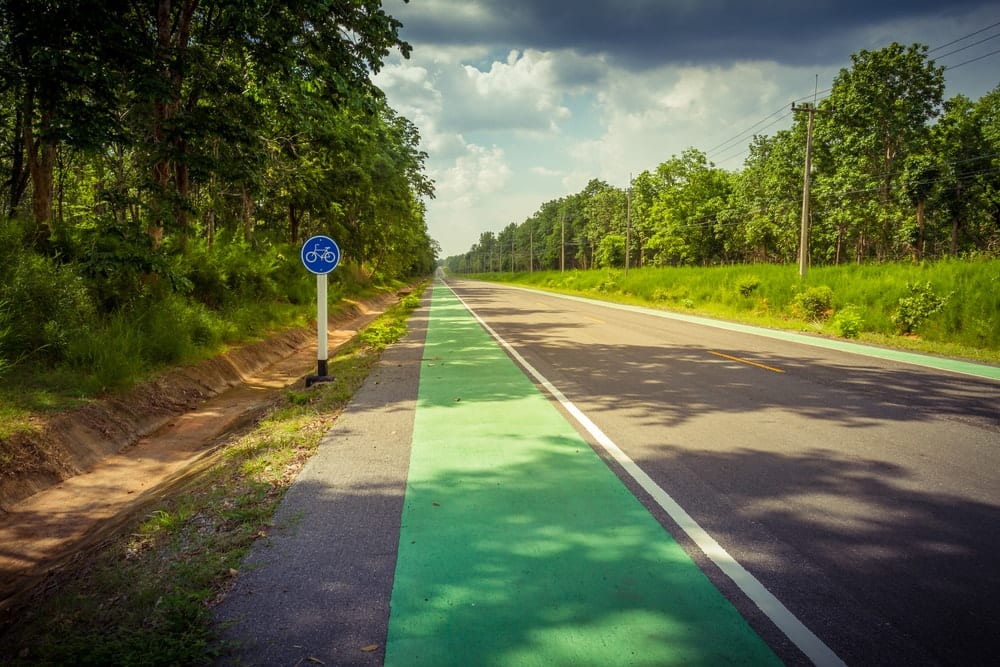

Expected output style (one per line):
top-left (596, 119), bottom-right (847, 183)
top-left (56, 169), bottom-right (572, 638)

top-left (213, 291), bottom-right (429, 665)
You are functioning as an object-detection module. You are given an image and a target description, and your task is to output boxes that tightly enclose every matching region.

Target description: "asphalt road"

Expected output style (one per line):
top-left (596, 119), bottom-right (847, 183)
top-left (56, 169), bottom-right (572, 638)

top-left (446, 279), bottom-right (1000, 666)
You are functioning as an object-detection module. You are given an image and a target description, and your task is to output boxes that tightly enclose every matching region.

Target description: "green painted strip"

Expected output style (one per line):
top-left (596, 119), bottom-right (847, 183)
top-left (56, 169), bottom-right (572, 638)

top-left (385, 285), bottom-right (781, 666)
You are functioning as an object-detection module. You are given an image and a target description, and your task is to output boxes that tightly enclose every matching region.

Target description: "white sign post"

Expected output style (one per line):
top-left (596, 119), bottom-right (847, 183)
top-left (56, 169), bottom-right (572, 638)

top-left (300, 235), bottom-right (341, 386)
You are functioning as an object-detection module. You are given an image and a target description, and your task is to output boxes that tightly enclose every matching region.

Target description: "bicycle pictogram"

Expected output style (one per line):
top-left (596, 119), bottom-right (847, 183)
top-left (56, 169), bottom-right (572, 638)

top-left (305, 245), bottom-right (337, 264)
top-left (300, 235), bottom-right (340, 274)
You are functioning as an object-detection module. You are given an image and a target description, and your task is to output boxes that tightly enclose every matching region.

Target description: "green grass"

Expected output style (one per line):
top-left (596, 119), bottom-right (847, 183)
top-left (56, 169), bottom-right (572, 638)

top-left (0, 281), bottom-right (391, 444)
top-left (468, 259), bottom-right (1000, 364)
top-left (0, 285), bottom-right (425, 665)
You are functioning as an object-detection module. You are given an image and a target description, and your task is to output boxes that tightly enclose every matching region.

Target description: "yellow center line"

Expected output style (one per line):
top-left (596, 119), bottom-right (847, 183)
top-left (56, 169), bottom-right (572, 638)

top-left (709, 351), bottom-right (785, 373)
top-left (583, 315), bottom-right (605, 324)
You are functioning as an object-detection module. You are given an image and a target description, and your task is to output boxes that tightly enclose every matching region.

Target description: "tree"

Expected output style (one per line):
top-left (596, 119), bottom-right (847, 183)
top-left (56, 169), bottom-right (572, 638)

top-left (646, 148), bottom-right (731, 265)
top-left (123, 0), bottom-right (412, 246)
top-left (596, 234), bottom-right (625, 268)
top-left (818, 42), bottom-right (945, 261)
top-left (1, 0), bottom-right (434, 338)
top-left (628, 170), bottom-right (662, 267)
top-left (582, 180), bottom-right (626, 265)
top-left (900, 153), bottom-right (941, 259)
top-left (729, 130), bottom-right (802, 262)
top-left (931, 94), bottom-right (997, 255)
top-left (0, 0), bottom-right (136, 240)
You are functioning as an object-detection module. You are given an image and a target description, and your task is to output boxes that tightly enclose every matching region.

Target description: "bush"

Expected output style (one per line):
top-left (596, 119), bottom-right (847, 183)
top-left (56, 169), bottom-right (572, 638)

top-left (76, 219), bottom-right (167, 312)
top-left (832, 305), bottom-right (864, 338)
top-left (596, 271), bottom-right (620, 293)
top-left (0, 299), bottom-right (11, 377)
top-left (0, 252), bottom-right (96, 364)
top-left (139, 296), bottom-right (200, 365)
top-left (792, 285), bottom-right (834, 321)
top-left (737, 275), bottom-right (761, 298)
top-left (182, 237), bottom-right (299, 309)
top-left (893, 281), bottom-right (950, 334)
top-left (64, 312), bottom-right (146, 393)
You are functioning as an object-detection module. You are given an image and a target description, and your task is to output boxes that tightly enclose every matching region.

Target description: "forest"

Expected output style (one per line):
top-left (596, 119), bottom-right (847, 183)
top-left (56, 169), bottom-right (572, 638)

top-left (443, 43), bottom-right (999, 274)
top-left (0, 0), bottom-right (436, 386)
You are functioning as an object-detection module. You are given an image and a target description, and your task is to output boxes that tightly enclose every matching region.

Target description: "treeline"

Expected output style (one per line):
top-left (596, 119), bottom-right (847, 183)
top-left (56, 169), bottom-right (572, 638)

top-left (444, 43), bottom-right (999, 274)
top-left (0, 1), bottom-right (435, 380)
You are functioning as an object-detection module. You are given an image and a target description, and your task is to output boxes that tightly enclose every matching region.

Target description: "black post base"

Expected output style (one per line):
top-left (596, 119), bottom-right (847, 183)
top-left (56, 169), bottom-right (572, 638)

top-left (305, 374), bottom-right (335, 387)
top-left (305, 359), bottom-right (332, 387)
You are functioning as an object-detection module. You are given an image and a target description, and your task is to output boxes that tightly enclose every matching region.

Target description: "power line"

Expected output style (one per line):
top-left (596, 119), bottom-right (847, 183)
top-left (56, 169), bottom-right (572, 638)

top-left (945, 46), bottom-right (1000, 71)
top-left (705, 105), bottom-right (792, 155)
top-left (705, 88), bottom-right (833, 159)
top-left (935, 31), bottom-right (1000, 61)
top-left (929, 19), bottom-right (1000, 72)
top-left (713, 110), bottom-right (797, 166)
top-left (929, 20), bottom-right (1000, 53)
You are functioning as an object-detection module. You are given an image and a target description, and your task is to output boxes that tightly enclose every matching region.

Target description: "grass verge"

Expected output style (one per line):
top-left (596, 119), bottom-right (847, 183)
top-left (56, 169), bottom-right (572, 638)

top-left (468, 261), bottom-right (1000, 365)
top-left (0, 288), bottom-right (424, 666)
top-left (0, 287), bottom-right (383, 450)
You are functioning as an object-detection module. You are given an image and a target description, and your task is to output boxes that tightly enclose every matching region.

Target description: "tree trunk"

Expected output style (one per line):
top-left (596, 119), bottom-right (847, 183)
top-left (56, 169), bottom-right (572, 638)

top-left (6, 108), bottom-right (30, 217)
top-left (174, 145), bottom-right (190, 246)
top-left (289, 204), bottom-right (300, 244)
top-left (242, 185), bottom-right (253, 242)
top-left (951, 183), bottom-right (962, 257)
top-left (149, 0), bottom-right (198, 246)
top-left (914, 198), bottom-right (925, 261)
top-left (29, 143), bottom-right (55, 230)
top-left (206, 208), bottom-right (215, 248)
top-left (22, 93), bottom-right (56, 243)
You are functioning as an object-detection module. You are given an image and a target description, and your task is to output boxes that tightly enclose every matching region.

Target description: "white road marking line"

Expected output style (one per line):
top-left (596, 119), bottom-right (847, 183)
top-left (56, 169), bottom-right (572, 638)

top-left (445, 282), bottom-right (846, 667)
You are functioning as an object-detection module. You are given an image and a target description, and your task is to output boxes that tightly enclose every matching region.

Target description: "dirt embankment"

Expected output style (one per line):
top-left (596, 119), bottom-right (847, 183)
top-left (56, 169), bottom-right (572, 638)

top-left (0, 328), bottom-right (310, 512)
top-left (0, 294), bottom-right (394, 511)
top-left (0, 293), bottom-right (400, 618)
top-left (0, 294), bottom-right (399, 627)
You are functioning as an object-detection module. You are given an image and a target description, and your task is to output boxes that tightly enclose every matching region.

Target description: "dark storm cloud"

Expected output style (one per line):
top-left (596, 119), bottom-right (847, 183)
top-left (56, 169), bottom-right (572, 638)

top-left (395, 0), bottom-right (995, 69)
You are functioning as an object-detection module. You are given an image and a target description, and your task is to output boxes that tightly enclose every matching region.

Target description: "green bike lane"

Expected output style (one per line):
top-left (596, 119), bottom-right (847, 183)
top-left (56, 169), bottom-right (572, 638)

top-left (383, 283), bottom-right (780, 665)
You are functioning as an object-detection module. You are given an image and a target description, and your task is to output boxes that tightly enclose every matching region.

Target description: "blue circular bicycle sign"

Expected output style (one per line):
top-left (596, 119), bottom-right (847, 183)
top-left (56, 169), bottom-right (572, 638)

top-left (300, 235), bottom-right (340, 274)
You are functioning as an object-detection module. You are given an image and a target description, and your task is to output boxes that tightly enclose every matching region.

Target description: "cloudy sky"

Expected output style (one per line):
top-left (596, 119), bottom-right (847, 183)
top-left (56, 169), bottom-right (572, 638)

top-left (371, 1), bottom-right (1000, 258)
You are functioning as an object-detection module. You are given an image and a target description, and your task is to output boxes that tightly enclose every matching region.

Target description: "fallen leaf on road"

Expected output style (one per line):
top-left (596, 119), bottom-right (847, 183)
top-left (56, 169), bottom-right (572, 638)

top-left (361, 644), bottom-right (379, 652)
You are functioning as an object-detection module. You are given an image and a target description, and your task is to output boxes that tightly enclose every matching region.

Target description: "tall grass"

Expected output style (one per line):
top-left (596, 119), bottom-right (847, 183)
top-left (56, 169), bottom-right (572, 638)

top-left (481, 259), bottom-right (1000, 357)
top-left (0, 232), bottom-right (381, 420)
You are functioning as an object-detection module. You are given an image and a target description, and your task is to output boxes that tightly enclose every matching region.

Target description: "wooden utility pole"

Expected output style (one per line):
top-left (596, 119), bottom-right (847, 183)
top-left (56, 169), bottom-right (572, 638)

top-left (792, 102), bottom-right (832, 278)
top-left (561, 212), bottom-right (566, 272)
top-left (625, 173), bottom-right (632, 278)
top-left (792, 102), bottom-right (816, 278)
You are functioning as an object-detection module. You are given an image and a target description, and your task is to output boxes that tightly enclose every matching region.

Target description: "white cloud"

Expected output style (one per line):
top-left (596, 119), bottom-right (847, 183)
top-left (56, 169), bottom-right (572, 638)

top-left (434, 143), bottom-right (512, 206)
top-left (530, 166), bottom-right (563, 178)
top-left (569, 61), bottom-right (812, 182)
top-left (442, 49), bottom-right (572, 133)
